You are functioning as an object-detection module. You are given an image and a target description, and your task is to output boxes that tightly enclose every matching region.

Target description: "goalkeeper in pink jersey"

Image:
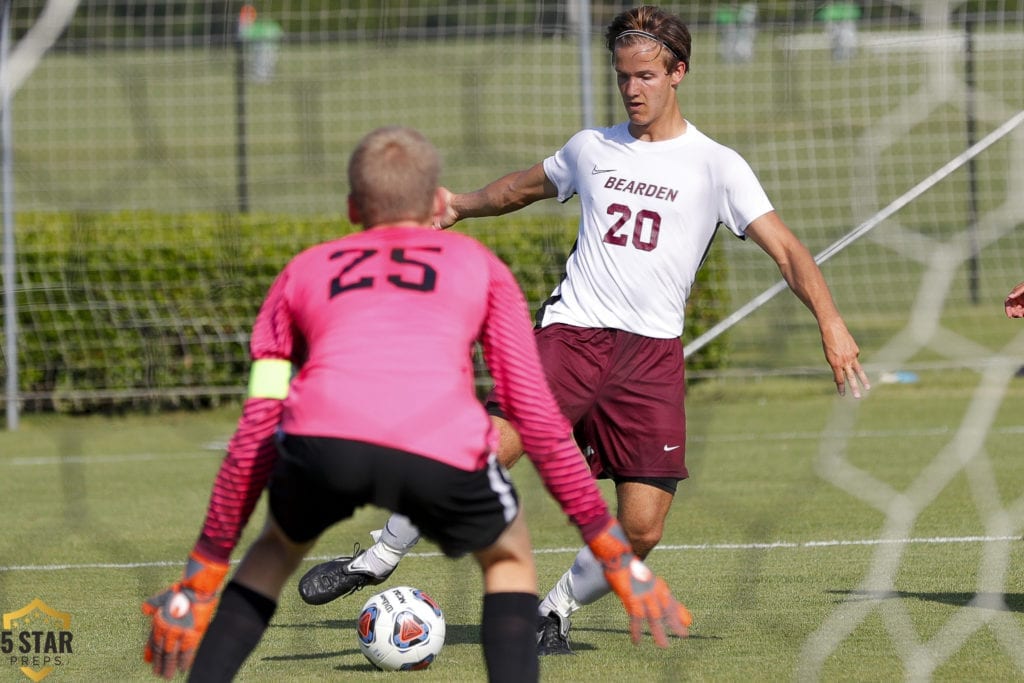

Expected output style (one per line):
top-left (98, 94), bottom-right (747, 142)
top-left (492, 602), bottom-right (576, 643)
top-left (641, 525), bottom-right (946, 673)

top-left (300, 4), bottom-right (871, 658)
top-left (139, 126), bottom-right (690, 682)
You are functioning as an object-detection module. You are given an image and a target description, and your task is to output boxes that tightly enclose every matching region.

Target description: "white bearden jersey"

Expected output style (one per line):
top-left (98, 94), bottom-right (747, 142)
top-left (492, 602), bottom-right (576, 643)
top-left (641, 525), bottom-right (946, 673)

top-left (539, 121), bottom-right (774, 339)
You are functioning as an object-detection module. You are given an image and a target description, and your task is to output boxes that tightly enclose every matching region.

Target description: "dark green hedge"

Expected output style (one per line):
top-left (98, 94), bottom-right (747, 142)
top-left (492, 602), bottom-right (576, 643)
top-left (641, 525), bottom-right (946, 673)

top-left (8, 211), bottom-right (727, 413)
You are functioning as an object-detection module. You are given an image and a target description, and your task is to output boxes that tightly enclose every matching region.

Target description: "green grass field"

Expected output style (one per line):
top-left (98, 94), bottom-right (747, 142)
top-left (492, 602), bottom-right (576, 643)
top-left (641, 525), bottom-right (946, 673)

top-left (3, 372), bottom-right (1024, 681)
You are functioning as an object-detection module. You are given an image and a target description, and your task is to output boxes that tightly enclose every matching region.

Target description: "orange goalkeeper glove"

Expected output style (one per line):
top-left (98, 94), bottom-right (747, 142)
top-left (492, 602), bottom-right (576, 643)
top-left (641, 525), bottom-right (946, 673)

top-left (142, 551), bottom-right (229, 679)
top-left (588, 520), bottom-right (692, 646)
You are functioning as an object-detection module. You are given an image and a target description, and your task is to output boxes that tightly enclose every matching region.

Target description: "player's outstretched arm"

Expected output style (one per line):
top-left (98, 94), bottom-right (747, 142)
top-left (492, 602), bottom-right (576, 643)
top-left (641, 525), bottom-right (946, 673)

top-left (433, 162), bottom-right (556, 229)
top-left (746, 213), bottom-right (870, 398)
top-left (588, 520), bottom-right (692, 646)
top-left (140, 361), bottom-right (288, 676)
top-left (142, 551), bottom-right (229, 679)
top-left (1005, 281), bottom-right (1024, 318)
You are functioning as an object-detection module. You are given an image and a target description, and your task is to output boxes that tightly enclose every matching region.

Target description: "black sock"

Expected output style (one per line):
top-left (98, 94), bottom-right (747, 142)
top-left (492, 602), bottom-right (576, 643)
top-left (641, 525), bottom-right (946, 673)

top-left (481, 592), bottom-right (539, 683)
top-left (188, 581), bottom-right (277, 683)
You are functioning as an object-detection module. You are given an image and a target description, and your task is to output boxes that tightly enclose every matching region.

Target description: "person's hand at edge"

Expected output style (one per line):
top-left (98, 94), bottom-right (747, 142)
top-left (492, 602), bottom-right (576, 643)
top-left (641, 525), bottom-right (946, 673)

top-left (1005, 281), bottom-right (1024, 318)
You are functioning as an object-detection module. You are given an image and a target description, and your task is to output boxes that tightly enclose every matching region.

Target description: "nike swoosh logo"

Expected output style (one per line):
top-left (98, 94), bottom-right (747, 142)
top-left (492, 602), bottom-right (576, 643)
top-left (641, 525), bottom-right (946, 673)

top-left (663, 445), bottom-right (681, 452)
top-left (591, 165), bottom-right (616, 175)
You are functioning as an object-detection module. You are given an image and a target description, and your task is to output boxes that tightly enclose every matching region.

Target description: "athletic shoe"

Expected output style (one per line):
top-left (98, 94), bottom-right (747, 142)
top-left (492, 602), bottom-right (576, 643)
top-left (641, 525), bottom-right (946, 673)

top-left (297, 545), bottom-right (393, 605)
top-left (536, 611), bottom-right (574, 656)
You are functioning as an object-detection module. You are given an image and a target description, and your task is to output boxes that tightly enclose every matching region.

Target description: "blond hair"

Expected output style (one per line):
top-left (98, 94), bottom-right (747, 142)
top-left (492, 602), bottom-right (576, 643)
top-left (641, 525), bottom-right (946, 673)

top-left (348, 126), bottom-right (440, 227)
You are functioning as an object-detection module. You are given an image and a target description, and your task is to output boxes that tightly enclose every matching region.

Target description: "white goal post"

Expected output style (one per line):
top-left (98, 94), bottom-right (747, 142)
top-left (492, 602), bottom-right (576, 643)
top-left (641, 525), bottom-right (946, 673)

top-left (3, 0), bottom-right (83, 428)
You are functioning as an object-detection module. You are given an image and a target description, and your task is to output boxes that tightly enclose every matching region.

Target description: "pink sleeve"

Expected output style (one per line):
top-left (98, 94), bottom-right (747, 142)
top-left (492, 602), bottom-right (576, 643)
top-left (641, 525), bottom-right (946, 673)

top-left (193, 397), bottom-right (282, 563)
top-left (480, 255), bottom-right (611, 542)
top-left (193, 271), bottom-right (295, 563)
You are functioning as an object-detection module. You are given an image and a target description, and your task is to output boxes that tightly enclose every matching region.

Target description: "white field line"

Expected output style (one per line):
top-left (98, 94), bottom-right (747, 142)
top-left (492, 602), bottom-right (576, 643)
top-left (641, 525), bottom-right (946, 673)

top-left (1, 535), bottom-right (1019, 574)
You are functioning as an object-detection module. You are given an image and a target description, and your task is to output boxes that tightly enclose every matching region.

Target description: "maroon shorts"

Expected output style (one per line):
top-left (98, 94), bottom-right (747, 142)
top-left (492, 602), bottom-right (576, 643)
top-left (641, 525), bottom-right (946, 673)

top-left (491, 324), bottom-right (687, 481)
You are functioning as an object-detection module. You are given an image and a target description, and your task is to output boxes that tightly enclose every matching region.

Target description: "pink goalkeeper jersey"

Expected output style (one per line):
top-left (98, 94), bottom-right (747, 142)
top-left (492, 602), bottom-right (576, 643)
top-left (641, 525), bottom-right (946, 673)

top-left (195, 225), bottom-right (612, 563)
top-left (255, 226), bottom-right (529, 469)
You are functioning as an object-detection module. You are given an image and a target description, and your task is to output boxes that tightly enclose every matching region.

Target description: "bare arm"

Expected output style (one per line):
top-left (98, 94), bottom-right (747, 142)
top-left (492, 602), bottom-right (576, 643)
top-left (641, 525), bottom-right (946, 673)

top-left (745, 211), bottom-right (870, 398)
top-left (435, 161), bottom-right (558, 228)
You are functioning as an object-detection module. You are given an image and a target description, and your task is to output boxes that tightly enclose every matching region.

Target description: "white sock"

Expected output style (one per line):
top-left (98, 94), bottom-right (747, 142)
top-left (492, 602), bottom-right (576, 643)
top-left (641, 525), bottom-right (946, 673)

top-left (376, 514), bottom-right (422, 552)
top-left (349, 514), bottom-right (421, 577)
top-left (538, 546), bottom-right (610, 620)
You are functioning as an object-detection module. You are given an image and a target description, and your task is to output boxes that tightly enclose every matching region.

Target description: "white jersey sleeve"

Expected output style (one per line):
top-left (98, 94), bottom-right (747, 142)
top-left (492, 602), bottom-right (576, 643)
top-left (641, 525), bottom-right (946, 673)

top-left (539, 122), bottom-right (773, 339)
top-left (544, 128), bottom-right (591, 203)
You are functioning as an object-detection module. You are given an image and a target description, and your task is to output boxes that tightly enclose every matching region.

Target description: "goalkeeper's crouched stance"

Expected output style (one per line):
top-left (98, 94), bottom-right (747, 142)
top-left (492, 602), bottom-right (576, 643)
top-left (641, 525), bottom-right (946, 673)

top-left (140, 126), bottom-right (691, 682)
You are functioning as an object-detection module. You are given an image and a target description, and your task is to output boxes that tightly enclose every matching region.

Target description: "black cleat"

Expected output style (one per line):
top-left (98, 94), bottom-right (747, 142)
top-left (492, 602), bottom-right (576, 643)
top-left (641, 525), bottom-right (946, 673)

top-left (536, 611), bottom-right (574, 656)
top-left (298, 546), bottom-right (393, 606)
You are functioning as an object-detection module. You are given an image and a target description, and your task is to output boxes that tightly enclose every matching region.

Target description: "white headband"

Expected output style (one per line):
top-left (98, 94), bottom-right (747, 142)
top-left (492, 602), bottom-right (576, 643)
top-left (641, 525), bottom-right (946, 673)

top-left (615, 29), bottom-right (684, 63)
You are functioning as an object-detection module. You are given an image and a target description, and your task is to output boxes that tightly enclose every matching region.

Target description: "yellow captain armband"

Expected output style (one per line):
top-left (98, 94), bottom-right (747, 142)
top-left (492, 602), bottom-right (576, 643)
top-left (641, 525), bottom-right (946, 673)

top-left (247, 359), bottom-right (293, 399)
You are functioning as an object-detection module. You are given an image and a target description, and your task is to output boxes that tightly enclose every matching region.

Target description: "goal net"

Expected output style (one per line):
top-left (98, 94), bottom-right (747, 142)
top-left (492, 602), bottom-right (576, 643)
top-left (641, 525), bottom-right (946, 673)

top-left (3, 0), bottom-right (1023, 404)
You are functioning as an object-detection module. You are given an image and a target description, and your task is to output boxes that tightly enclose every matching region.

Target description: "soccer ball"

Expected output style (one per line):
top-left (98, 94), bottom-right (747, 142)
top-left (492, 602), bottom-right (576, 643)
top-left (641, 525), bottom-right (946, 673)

top-left (357, 586), bottom-right (446, 671)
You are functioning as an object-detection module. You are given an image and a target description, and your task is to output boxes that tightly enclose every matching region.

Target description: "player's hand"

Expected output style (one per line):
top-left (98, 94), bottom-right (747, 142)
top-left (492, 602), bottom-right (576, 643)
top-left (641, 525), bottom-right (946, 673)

top-left (820, 319), bottom-right (870, 398)
top-left (1005, 281), bottom-right (1024, 318)
top-left (431, 187), bottom-right (458, 230)
top-left (587, 520), bottom-right (691, 646)
top-left (142, 551), bottom-right (229, 679)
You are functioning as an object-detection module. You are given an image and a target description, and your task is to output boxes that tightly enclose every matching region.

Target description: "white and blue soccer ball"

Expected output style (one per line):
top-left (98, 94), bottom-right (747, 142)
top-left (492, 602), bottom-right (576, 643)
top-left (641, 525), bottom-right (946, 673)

top-left (357, 586), bottom-right (446, 671)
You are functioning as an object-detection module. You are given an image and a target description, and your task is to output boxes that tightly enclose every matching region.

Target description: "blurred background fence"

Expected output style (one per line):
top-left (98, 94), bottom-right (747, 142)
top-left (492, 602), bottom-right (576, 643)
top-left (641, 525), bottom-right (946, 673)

top-left (2, 1), bottom-right (1023, 419)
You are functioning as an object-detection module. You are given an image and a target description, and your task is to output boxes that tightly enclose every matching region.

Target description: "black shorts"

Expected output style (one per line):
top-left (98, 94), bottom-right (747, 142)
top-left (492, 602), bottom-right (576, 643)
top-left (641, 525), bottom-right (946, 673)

top-left (269, 434), bottom-right (519, 558)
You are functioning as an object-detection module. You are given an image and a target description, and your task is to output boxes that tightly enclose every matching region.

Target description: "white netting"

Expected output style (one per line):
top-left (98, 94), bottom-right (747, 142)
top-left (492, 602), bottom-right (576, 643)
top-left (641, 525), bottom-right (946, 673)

top-left (3, 1), bottom-right (1023, 385)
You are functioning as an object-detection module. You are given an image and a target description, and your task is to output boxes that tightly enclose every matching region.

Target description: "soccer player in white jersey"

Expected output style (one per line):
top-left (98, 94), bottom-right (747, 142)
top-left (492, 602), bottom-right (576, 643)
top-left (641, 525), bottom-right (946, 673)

top-left (299, 5), bottom-right (871, 655)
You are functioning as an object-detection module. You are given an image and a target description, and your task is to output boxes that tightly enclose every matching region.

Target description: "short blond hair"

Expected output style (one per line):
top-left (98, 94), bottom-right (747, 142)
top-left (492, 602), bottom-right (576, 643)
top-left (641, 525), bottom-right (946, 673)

top-left (348, 126), bottom-right (440, 227)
